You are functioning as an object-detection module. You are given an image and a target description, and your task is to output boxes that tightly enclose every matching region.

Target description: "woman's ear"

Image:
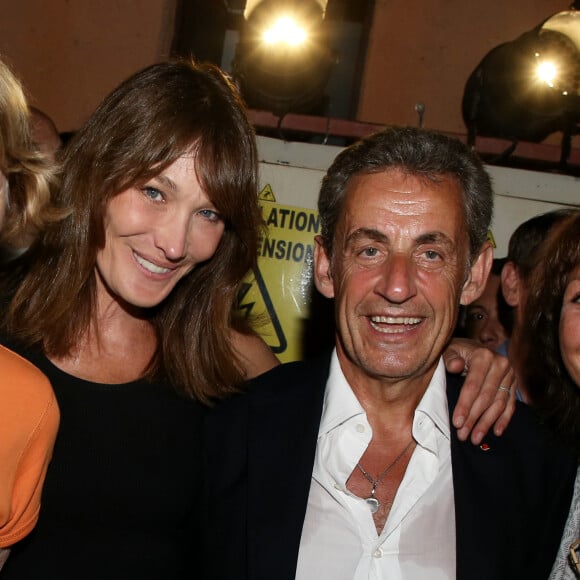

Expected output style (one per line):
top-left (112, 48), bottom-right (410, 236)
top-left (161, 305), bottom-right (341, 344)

top-left (460, 242), bottom-right (493, 306)
top-left (313, 235), bottom-right (335, 299)
top-left (501, 260), bottom-right (521, 308)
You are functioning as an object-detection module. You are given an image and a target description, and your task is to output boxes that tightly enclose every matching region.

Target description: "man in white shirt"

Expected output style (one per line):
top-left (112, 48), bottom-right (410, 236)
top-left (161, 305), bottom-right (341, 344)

top-left (204, 127), bottom-right (576, 580)
top-left (295, 125), bottom-right (495, 579)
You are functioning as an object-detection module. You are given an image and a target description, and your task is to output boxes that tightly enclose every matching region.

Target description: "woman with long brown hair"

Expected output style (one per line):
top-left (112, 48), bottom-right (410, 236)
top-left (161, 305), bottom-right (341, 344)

top-left (0, 59), bottom-right (274, 578)
top-left (520, 210), bottom-right (580, 579)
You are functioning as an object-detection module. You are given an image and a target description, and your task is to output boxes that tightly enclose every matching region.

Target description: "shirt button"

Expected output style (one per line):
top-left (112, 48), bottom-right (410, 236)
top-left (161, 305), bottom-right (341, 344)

top-left (373, 548), bottom-right (383, 558)
top-left (334, 482), bottom-right (342, 491)
top-left (356, 424), bottom-right (365, 433)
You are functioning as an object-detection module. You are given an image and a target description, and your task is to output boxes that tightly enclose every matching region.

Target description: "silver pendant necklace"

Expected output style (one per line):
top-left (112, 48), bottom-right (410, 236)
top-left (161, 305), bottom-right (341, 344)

top-left (356, 439), bottom-right (416, 514)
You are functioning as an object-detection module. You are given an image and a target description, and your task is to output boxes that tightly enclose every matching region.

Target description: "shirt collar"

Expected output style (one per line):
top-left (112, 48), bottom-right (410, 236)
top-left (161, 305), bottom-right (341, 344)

top-left (319, 349), bottom-right (365, 437)
top-left (319, 350), bottom-right (450, 442)
top-left (414, 358), bottom-right (450, 443)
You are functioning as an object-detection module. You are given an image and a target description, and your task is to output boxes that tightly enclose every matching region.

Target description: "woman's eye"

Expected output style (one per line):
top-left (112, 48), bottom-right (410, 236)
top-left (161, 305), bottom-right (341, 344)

top-left (142, 187), bottom-right (164, 202)
top-left (199, 209), bottom-right (221, 222)
top-left (563, 280), bottom-right (580, 304)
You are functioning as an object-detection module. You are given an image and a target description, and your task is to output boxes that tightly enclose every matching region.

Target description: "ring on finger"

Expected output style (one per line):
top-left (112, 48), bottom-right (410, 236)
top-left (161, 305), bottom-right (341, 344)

top-left (498, 385), bottom-right (511, 394)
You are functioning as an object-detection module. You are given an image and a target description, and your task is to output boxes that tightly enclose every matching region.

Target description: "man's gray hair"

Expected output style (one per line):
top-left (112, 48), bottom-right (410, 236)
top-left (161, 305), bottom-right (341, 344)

top-left (318, 126), bottom-right (493, 262)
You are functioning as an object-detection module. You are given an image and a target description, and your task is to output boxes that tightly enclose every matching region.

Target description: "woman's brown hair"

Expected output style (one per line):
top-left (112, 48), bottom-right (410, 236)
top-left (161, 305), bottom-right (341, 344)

top-left (522, 210), bottom-right (580, 457)
top-left (2, 59), bottom-right (263, 403)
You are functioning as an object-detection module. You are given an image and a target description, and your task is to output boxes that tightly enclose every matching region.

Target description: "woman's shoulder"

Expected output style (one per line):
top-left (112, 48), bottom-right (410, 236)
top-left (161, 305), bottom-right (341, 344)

top-left (0, 344), bottom-right (56, 406)
top-left (568, 468), bottom-right (580, 530)
top-left (0, 344), bottom-right (59, 450)
top-left (0, 343), bottom-right (48, 380)
top-left (550, 468), bottom-right (580, 579)
top-left (230, 329), bottom-right (280, 380)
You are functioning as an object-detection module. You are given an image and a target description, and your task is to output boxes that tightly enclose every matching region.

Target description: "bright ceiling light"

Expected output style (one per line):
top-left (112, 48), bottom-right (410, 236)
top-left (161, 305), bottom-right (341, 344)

top-left (462, 8), bottom-right (580, 164)
top-left (536, 59), bottom-right (558, 86)
top-left (262, 16), bottom-right (307, 46)
top-left (234, 0), bottom-right (334, 115)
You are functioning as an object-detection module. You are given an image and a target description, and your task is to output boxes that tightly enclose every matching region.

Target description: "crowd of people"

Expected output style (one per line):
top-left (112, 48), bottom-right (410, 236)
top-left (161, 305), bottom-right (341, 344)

top-left (0, 53), bottom-right (578, 579)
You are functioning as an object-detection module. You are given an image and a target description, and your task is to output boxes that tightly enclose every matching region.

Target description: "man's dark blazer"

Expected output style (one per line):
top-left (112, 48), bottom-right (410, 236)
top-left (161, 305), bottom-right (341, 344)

top-left (203, 353), bottom-right (576, 580)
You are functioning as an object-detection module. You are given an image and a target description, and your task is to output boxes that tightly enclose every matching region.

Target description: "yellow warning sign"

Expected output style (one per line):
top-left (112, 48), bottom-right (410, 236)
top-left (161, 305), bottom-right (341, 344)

top-left (258, 184), bottom-right (276, 202)
top-left (236, 185), bottom-right (319, 362)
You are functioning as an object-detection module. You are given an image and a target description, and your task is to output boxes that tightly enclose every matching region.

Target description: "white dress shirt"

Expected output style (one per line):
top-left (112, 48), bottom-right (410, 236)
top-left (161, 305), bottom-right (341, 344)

top-left (295, 350), bottom-right (456, 580)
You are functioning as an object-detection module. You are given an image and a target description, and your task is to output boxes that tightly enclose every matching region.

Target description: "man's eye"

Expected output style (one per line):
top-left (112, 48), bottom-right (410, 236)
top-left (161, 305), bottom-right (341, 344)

top-left (361, 247), bottom-right (379, 257)
top-left (143, 187), bottom-right (163, 202)
top-left (424, 250), bottom-right (441, 260)
top-left (468, 312), bottom-right (485, 321)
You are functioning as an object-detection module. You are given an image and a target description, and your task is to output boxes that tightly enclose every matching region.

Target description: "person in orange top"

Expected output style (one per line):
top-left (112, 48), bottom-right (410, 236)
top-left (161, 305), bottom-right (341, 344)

top-left (0, 56), bottom-right (60, 566)
top-left (0, 348), bottom-right (59, 552)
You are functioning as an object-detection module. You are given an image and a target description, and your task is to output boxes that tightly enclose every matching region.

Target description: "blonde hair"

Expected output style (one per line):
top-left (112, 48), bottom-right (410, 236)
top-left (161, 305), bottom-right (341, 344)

top-left (0, 57), bottom-right (62, 246)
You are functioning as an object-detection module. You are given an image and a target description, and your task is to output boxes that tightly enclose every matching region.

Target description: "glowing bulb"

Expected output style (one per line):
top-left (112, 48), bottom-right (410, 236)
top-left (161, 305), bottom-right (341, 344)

top-left (536, 60), bottom-right (557, 86)
top-left (262, 16), bottom-right (307, 46)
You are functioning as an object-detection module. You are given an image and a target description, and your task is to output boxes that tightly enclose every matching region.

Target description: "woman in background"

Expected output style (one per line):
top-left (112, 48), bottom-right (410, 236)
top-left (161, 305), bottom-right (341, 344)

top-left (519, 210), bottom-right (580, 579)
top-left (0, 56), bottom-right (60, 567)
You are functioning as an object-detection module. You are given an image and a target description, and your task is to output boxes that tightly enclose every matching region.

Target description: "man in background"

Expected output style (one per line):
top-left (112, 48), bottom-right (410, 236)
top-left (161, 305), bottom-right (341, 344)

top-left (464, 257), bottom-right (510, 353)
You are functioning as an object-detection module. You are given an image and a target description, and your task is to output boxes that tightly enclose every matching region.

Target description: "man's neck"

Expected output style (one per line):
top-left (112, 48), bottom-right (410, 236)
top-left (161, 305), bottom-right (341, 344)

top-left (339, 355), bottom-right (442, 535)
top-left (337, 352), bottom-right (438, 434)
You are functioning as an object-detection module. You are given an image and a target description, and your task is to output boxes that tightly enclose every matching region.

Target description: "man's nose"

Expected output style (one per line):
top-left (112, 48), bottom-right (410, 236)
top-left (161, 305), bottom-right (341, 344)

top-left (480, 320), bottom-right (502, 347)
top-left (374, 253), bottom-right (417, 303)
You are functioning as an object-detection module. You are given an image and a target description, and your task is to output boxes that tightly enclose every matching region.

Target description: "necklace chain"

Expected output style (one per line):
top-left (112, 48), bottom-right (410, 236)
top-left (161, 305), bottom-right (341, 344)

top-left (356, 439), bottom-right (416, 494)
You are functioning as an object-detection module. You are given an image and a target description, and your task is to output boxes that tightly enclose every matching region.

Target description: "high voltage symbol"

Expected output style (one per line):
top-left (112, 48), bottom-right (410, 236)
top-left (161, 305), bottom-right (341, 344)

top-left (236, 267), bottom-right (287, 354)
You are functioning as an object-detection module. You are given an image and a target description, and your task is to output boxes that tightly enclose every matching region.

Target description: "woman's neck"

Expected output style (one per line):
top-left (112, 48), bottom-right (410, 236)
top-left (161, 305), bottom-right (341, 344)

top-left (49, 280), bottom-right (158, 384)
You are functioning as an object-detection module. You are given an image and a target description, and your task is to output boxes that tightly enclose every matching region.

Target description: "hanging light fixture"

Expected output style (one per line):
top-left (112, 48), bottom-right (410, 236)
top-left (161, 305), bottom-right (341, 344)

top-left (233, 0), bottom-right (335, 116)
top-left (462, 7), bottom-right (580, 164)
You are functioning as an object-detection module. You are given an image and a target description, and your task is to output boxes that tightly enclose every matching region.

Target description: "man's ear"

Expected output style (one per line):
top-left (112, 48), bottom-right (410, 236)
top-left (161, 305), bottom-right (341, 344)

top-left (460, 242), bottom-right (493, 306)
top-left (501, 260), bottom-right (521, 307)
top-left (313, 235), bottom-right (335, 299)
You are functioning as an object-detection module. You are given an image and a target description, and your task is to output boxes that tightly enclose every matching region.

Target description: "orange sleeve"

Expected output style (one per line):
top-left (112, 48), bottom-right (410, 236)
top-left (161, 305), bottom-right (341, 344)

top-left (0, 346), bottom-right (59, 548)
